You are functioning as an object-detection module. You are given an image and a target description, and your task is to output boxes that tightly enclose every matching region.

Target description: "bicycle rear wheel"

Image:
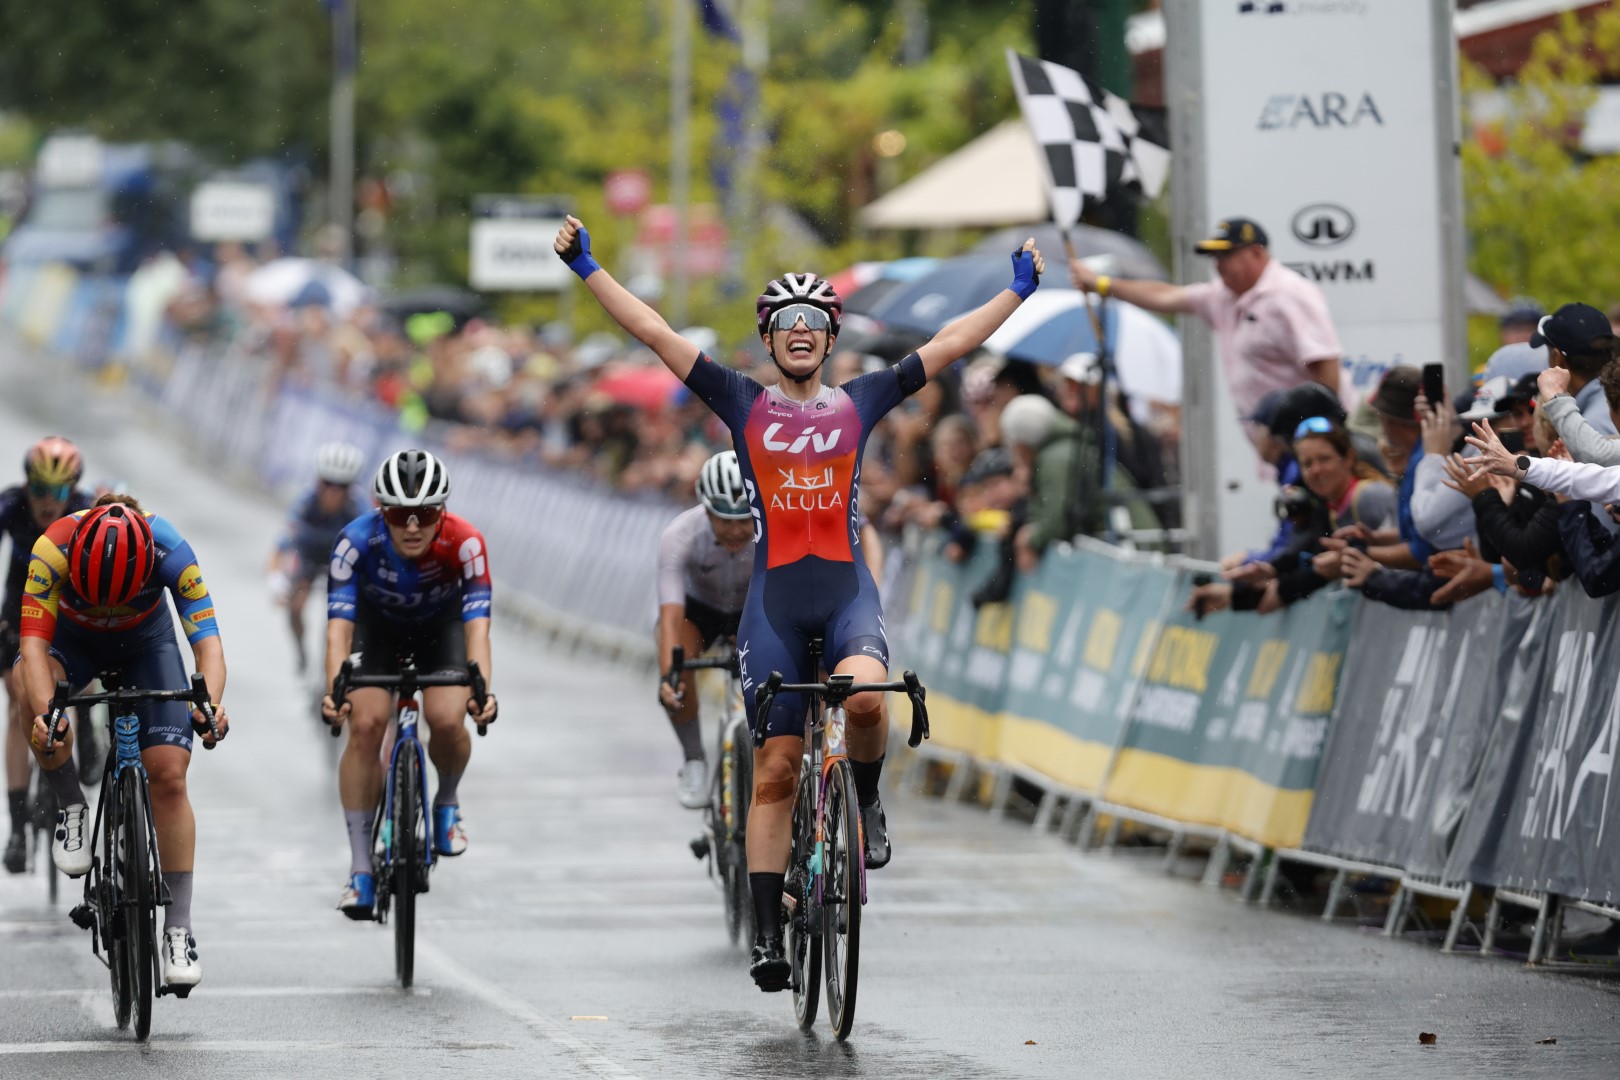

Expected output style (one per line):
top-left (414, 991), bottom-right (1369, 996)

top-left (823, 759), bottom-right (862, 1040)
top-left (788, 767), bottom-right (821, 1031)
top-left (118, 773), bottom-right (156, 1041)
top-left (392, 741), bottom-right (424, 988)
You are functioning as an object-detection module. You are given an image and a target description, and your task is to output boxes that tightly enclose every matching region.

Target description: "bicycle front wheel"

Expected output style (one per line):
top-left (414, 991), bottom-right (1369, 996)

top-left (725, 736), bottom-right (754, 948)
top-left (103, 781), bottom-right (130, 1031)
top-left (118, 773), bottom-right (156, 1041)
top-left (788, 766), bottom-right (821, 1031)
top-left (823, 758), bottom-right (862, 1040)
top-left (392, 741), bottom-right (424, 988)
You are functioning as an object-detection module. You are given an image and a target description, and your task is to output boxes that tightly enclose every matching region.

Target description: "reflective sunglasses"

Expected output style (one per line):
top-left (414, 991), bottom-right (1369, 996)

top-left (382, 505), bottom-right (444, 530)
top-left (1292, 416), bottom-right (1337, 441)
top-left (768, 304), bottom-right (832, 334)
top-left (27, 480), bottom-right (72, 502)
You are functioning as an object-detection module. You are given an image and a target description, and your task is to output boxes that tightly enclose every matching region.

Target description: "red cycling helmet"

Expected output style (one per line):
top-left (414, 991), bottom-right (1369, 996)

top-left (755, 273), bottom-right (843, 338)
top-left (68, 504), bottom-right (156, 608)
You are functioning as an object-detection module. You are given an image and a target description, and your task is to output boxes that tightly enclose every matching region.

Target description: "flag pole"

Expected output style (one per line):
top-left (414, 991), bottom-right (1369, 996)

top-left (1060, 224), bottom-right (1118, 542)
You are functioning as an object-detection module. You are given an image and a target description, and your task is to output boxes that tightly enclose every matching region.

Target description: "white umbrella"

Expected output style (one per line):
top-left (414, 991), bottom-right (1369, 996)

top-left (244, 258), bottom-right (369, 316)
top-left (984, 288), bottom-right (1182, 405)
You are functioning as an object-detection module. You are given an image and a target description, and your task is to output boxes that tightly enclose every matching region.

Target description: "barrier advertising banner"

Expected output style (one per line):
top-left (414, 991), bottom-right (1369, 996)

top-left (1301, 593), bottom-right (1517, 874)
top-left (1101, 583), bottom-right (1354, 848)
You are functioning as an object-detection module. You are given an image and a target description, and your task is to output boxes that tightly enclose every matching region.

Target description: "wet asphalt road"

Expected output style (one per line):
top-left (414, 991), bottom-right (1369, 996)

top-left (2, 340), bottom-right (1619, 1079)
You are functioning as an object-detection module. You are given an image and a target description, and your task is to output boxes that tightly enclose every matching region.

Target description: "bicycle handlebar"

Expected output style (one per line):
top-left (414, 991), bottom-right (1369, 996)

top-left (44, 673), bottom-right (219, 752)
top-left (665, 645), bottom-right (740, 686)
top-left (751, 669), bottom-right (929, 750)
top-left (328, 659), bottom-right (492, 738)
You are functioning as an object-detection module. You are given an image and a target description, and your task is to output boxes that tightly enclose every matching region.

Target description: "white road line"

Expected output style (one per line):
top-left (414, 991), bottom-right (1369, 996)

top-left (0, 1039), bottom-right (511, 1055)
top-left (0, 986), bottom-right (429, 1000)
top-left (417, 940), bottom-right (643, 1080)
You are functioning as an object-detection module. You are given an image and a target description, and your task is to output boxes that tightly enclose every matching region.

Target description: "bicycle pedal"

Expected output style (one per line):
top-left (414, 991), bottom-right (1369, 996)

top-left (68, 904), bottom-right (96, 932)
top-left (689, 837), bottom-right (710, 860)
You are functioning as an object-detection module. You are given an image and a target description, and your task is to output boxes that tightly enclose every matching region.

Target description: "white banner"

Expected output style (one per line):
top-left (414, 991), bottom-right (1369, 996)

top-left (190, 181), bottom-right (277, 242)
top-left (1192, 0), bottom-right (1462, 555)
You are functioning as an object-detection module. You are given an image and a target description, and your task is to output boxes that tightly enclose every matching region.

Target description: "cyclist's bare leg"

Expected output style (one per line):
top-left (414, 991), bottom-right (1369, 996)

top-left (5, 669), bottom-right (28, 792)
top-left (747, 735), bottom-right (803, 873)
top-left (422, 685), bottom-right (472, 806)
top-left (23, 656), bottom-right (84, 808)
top-left (286, 580), bottom-right (312, 672)
top-left (145, 745), bottom-right (194, 871)
top-left (837, 654), bottom-right (890, 760)
top-left (338, 688), bottom-right (392, 811)
top-left (663, 618), bottom-right (706, 759)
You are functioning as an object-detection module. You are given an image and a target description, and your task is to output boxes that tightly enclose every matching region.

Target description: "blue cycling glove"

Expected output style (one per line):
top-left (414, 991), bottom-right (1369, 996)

top-left (1009, 247), bottom-right (1040, 300)
top-left (557, 224), bottom-right (602, 281)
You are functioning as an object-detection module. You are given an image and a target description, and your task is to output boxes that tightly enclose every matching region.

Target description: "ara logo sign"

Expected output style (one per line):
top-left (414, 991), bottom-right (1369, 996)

top-left (762, 423), bottom-right (841, 454)
top-left (1258, 92), bottom-right (1383, 131)
top-left (1290, 203), bottom-right (1355, 248)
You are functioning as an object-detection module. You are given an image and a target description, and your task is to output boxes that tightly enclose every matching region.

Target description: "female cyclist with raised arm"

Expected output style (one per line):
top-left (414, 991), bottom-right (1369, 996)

top-left (555, 215), bottom-right (1044, 991)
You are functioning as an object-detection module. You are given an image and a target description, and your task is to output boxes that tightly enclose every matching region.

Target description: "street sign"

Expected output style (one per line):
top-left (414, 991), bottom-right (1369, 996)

top-left (469, 194), bottom-right (571, 291)
top-left (604, 170), bottom-right (653, 216)
top-left (190, 181), bottom-right (277, 242)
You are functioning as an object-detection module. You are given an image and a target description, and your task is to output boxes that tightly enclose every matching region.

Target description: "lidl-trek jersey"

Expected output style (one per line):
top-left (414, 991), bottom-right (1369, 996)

top-left (21, 510), bottom-right (219, 645)
top-left (683, 350), bottom-right (925, 737)
top-left (327, 510), bottom-right (492, 625)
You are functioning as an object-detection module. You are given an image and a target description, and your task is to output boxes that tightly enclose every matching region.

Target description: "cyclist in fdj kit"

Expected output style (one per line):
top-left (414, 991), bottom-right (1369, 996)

top-left (321, 450), bottom-right (499, 920)
top-left (18, 496), bottom-right (230, 992)
top-left (658, 451), bottom-right (753, 808)
top-left (557, 214), bottom-right (1044, 989)
top-left (268, 442), bottom-right (366, 676)
top-left (3, 437), bottom-right (95, 873)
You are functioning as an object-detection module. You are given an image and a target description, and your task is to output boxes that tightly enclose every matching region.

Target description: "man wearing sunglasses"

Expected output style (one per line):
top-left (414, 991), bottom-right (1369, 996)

top-left (2, 437), bottom-right (94, 874)
top-left (320, 449), bottom-right (499, 920)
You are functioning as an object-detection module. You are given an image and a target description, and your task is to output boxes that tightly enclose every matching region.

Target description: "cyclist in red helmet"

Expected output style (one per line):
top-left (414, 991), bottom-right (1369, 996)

top-left (556, 214), bottom-right (1044, 989)
top-left (17, 495), bottom-right (230, 995)
top-left (2, 437), bottom-right (95, 874)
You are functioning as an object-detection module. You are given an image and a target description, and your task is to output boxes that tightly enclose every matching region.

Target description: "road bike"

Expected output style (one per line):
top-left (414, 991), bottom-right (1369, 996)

top-left (329, 657), bottom-right (490, 988)
top-left (753, 641), bottom-right (929, 1040)
top-left (666, 645), bottom-right (753, 947)
top-left (47, 672), bottom-right (218, 1042)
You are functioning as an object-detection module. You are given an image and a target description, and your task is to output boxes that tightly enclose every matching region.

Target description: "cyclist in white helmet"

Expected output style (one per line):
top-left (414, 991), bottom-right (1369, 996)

top-left (268, 442), bottom-right (366, 675)
top-left (658, 451), bottom-right (754, 807)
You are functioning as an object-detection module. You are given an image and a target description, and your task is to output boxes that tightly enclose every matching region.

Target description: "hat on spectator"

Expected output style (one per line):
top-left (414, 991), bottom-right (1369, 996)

top-left (1195, 217), bottom-right (1269, 254)
top-left (1247, 388), bottom-right (1288, 427)
top-left (1000, 394), bottom-right (1060, 448)
top-left (1458, 376), bottom-right (1514, 422)
top-left (1480, 341), bottom-right (1547, 383)
top-left (1267, 382), bottom-right (1346, 439)
top-left (1368, 366), bottom-right (1421, 422)
top-left (1530, 303), bottom-right (1615, 355)
top-left (1059, 352), bottom-right (1103, 386)
top-left (961, 447), bottom-right (1015, 488)
top-left (1499, 298), bottom-right (1543, 331)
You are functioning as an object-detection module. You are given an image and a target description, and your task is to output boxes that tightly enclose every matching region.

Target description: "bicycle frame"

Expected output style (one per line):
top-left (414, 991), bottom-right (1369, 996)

top-left (81, 707), bottom-right (167, 969)
top-left (377, 693), bottom-right (436, 882)
top-left (804, 694), bottom-right (866, 909)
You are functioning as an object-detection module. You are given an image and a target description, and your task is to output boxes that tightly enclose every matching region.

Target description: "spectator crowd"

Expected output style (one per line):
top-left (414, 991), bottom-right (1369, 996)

top-left (145, 219), bottom-right (1620, 620)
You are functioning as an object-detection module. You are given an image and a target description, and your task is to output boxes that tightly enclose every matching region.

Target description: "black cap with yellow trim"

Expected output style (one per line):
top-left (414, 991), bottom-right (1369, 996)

top-left (1195, 217), bottom-right (1269, 254)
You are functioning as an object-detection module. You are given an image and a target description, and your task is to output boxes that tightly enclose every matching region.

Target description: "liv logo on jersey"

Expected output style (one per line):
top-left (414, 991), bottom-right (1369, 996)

top-left (762, 423), bottom-right (842, 454)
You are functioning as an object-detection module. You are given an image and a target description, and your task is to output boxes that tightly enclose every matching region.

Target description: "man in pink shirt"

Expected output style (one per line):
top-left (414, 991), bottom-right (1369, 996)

top-left (1069, 217), bottom-right (1342, 421)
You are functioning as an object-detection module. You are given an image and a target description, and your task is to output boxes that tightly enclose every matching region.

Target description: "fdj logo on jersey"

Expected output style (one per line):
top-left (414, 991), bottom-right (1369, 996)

top-left (762, 423), bottom-right (841, 455)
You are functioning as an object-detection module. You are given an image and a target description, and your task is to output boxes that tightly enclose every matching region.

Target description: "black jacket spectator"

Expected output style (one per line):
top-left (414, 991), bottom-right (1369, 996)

top-left (1472, 485), bottom-right (1564, 592)
top-left (1557, 500), bottom-right (1620, 597)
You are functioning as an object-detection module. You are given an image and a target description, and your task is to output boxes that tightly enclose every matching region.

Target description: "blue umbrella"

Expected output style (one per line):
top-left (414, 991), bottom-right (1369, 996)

top-left (861, 255), bottom-right (1019, 335)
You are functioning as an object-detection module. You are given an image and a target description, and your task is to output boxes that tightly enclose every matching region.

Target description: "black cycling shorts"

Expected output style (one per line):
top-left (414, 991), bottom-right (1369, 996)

top-left (684, 595), bottom-right (742, 649)
top-left (348, 602), bottom-right (467, 678)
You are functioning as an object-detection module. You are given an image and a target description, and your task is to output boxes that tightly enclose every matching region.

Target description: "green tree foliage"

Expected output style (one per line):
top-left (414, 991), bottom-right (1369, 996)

top-left (0, 0), bottom-right (331, 160)
top-left (1461, 10), bottom-right (1620, 328)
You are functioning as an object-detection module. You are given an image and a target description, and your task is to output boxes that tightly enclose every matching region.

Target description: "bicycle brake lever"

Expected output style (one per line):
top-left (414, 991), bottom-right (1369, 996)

top-left (903, 670), bottom-right (930, 747)
top-left (467, 661), bottom-right (491, 736)
top-left (188, 672), bottom-right (221, 749)
top-left (41, 679), bottom-right (72, 753)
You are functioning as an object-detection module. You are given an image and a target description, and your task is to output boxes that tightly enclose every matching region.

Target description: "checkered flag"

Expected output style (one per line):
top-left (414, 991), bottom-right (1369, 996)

top-left (1006, 49), bottom-right (1171, 229)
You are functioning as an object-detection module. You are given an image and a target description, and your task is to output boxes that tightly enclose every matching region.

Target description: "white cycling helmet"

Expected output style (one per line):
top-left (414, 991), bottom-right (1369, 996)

top-left (315, 442), bottom-right (365, 486)
top-left (696, 451), bottom-right (750, 520)
top-left (373, 449), bottom-right (451, 508)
